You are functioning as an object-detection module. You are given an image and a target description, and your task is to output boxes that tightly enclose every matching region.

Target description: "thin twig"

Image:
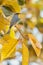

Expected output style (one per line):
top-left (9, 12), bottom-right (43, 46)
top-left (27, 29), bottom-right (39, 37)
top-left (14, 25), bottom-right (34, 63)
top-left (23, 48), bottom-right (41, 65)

top-left (15, 25), bottom-right (29, 40)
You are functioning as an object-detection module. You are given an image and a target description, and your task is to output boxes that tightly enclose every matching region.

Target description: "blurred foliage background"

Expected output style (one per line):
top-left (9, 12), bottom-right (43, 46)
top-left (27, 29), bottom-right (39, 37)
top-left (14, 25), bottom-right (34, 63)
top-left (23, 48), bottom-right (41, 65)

top-left (0, 0), bottom-right (43, 65)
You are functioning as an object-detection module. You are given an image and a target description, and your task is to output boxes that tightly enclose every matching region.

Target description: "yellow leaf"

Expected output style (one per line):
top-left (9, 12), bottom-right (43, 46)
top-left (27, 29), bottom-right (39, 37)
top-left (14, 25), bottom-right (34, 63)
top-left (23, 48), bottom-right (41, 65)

top-left (3, 0), bottom-right (21, 13)
top-left (39, 18), bottom-right (43, 23)
top-left (0, 9), bottom-right (3, 14)
top-left (0, 34), bottom-right (18, 61)
top-left (25, 0), bottom-right (41, 9)
top-left (28, 34), bottom-right (42, 57)
top-left (18, 13), bottom-right (26, 21)
top-left (22, 40), bottom-right (29, 65)
top-left (27, 21), bottom-right (35, 29)
top-left (10, 26), bottom-right (15, 39)
top-left (0, 15), bottom-right (10, 33)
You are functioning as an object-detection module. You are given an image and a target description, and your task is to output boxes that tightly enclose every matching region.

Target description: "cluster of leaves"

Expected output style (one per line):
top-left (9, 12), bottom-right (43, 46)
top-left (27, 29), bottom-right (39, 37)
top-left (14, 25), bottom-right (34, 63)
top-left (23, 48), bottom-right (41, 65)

top-left (0, 0), bottom-right (42, 65)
